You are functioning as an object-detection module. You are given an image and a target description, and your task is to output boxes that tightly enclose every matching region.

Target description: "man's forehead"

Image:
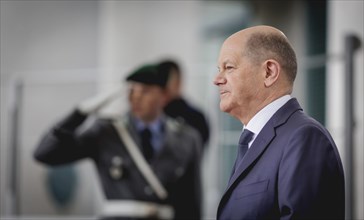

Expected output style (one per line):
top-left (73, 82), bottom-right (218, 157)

top-left (218, 56), bottom-right (239, 65)
top-left (220, 34), bottom-right (246, 54)
top-left (218, 45), bottom-right (242, 63)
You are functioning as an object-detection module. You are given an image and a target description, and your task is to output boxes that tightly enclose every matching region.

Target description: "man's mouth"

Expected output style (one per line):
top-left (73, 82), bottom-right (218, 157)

top-left (220, 90), bottom-right (229, 96)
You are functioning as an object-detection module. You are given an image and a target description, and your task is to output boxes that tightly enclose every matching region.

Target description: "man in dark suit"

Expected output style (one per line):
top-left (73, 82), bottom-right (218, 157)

top-left (34, 64), bottom-right (202, 220)
top-left (213, 25), bottom-right (345, 219)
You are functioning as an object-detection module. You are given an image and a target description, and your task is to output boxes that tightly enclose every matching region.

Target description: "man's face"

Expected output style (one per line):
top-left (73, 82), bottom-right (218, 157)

top-left (214, 36), bottom-right (262, 117)
top-left (128, 82), bottom-right (166, 122)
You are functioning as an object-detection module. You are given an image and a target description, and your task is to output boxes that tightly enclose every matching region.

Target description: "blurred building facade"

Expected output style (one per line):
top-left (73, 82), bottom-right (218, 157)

top-left (0, 1), bottom-right (362, 219)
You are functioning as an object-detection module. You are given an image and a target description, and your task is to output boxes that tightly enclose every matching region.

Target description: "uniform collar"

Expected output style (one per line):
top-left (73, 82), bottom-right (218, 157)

top-left (133, 116), bottom-right (164, 134)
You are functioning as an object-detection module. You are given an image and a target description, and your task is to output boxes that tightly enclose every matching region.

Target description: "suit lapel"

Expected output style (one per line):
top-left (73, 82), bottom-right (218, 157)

top-left (217, 98), bottom-right (303, 218)
top-left (226, 126), bottom-right (276, 190)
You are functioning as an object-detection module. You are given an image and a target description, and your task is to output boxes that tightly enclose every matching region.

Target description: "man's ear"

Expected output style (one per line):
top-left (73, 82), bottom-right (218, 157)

top-left (263, 59), bottom-right (280, 87)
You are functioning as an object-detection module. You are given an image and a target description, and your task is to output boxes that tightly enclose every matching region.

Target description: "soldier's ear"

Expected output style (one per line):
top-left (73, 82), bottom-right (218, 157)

top-left (263, 59), bottom-right (280, 88)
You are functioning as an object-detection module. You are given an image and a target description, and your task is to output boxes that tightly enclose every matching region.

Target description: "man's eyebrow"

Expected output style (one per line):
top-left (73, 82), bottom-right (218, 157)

top-left (220, 59), bottom-right (235, 66)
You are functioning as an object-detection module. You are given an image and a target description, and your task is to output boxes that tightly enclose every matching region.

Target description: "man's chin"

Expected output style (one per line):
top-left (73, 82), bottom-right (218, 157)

top-left (219, 103), bottom-right (231, 113)
top-left (131, 112), bottom-right (143, 119)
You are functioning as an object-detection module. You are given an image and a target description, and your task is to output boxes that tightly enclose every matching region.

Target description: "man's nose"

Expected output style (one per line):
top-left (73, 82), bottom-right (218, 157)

top-left (213, 72), bottom-right (226, 86)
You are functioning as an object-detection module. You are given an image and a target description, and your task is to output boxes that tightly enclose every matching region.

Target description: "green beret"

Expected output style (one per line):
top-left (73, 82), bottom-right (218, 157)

top-left (126, 64), bottom-right (168, 88)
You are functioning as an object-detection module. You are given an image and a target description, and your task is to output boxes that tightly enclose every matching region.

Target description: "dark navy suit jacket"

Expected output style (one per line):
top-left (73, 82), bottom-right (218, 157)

top-left (217, 98), bottom-right (345, 220)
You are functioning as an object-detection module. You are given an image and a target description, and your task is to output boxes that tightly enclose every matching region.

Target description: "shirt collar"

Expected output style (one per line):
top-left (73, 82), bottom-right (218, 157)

top-left (244, 95), bottom-right (292, 145)
top-left (133, 116), bottom-right (163, 134)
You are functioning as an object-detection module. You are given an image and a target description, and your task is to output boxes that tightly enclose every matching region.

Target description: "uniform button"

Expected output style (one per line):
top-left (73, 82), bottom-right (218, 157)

top-left (109, 166), bottom-right (122, 180)
top-left (144, 186), bottom-right (153, 195)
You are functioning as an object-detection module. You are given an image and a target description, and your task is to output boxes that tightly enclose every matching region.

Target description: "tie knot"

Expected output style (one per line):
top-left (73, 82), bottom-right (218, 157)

top-left (239, 129), bottom-right (254, 145)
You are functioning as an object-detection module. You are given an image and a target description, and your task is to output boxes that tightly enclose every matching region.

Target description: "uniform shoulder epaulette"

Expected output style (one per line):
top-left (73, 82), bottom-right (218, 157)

top-left (166, 117), bottom-right (186, 132)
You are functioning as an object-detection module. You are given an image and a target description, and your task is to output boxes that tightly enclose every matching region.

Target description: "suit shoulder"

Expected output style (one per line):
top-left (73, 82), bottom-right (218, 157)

top-left (278, 111), bottom-right (337, 152)
top-left (288, 111), bottom-right (330, 135)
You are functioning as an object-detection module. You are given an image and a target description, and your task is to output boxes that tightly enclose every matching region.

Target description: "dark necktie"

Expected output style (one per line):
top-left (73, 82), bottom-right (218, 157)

top-left (234, 129), bottom-right (254, 172)
top-left (140, 128), bottom-right (154, 162)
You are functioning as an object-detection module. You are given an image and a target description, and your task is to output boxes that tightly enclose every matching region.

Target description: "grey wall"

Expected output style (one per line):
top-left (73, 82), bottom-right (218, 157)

top-left (327, 1), bottom-right (364, 219)
top-left (0, 0), bottom-right (101, 217)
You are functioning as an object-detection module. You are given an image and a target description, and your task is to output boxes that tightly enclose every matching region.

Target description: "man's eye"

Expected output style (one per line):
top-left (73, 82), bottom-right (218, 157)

top-left (226, 66), bottom-right (233, 70)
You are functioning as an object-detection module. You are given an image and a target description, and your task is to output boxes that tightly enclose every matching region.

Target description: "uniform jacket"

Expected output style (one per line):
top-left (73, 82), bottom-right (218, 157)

top-left (34, 110), bottom-right (202, 220)
top-left (217, 98), bottom-right (345, 220)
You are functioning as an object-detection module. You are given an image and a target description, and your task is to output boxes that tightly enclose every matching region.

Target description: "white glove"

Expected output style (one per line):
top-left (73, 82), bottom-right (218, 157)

top-left (77, 85), bottom-right (123, 115)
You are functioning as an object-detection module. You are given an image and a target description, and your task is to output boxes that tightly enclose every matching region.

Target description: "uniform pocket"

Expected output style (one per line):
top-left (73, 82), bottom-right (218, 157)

top-left (234, 180), bottom-right (269, 199)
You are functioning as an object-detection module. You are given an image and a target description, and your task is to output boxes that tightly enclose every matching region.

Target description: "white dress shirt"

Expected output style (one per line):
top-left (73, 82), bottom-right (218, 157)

top-left (244, 95), bottom-right (292, 148)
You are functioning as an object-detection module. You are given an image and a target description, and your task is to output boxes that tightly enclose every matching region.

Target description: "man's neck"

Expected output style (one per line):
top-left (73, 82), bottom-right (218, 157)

top-left (240, 92), bottom-right (290, 125)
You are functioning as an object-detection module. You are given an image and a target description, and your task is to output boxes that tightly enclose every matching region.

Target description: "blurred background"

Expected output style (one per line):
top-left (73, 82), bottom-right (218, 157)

top-left (0, 0), bottom-right (363, 219)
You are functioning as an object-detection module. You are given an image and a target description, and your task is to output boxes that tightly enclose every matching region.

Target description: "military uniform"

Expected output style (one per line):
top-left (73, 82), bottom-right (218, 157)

top-left (34, 109), bottom-right (202, 220)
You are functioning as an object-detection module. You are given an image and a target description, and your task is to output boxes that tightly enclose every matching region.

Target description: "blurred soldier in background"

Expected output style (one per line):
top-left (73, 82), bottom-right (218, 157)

top-left (34, 64), bottom-right (202, 220)
top-left (158, 60), bottom-right (210, 147)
